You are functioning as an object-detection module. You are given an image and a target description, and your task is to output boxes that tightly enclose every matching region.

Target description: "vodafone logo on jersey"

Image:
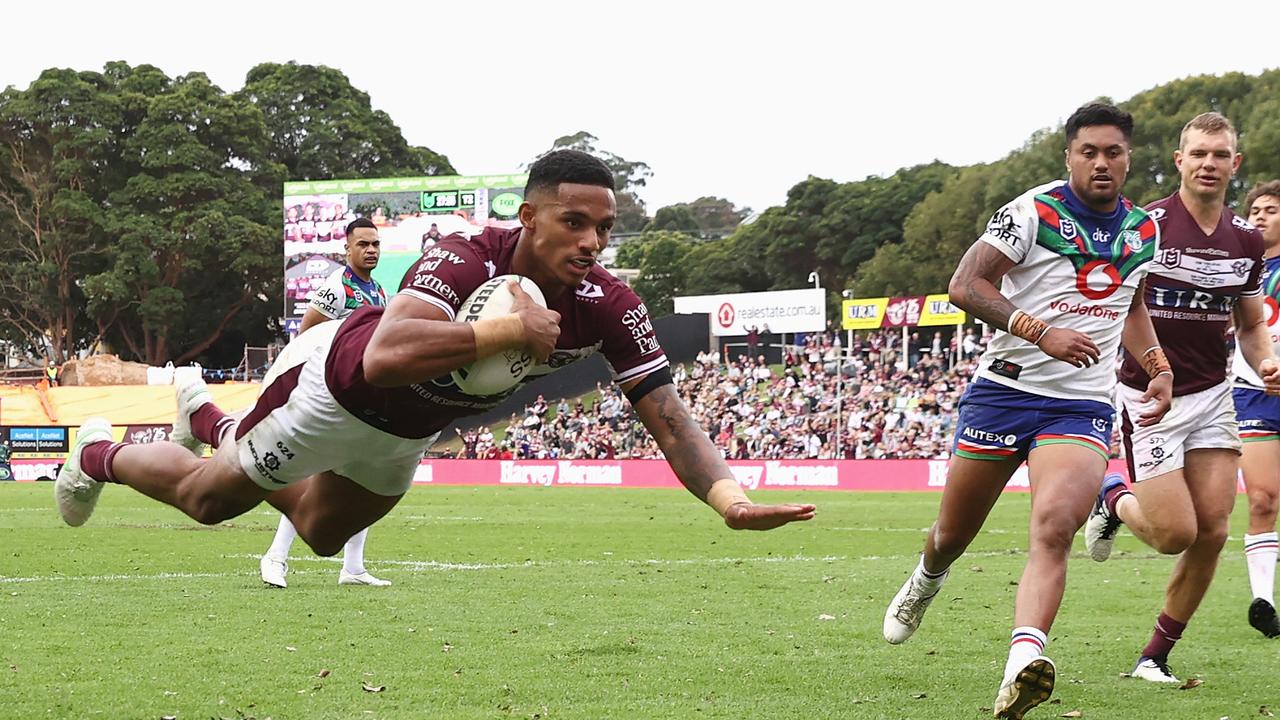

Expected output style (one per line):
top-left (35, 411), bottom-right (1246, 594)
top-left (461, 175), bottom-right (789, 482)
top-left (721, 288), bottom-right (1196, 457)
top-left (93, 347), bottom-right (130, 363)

top-left (717, 302), bottom-right (735, 328)
top-left (1049, 299), bottom-right (1120, 321)
top-left (1074, 260), bottom-right (1124, 299)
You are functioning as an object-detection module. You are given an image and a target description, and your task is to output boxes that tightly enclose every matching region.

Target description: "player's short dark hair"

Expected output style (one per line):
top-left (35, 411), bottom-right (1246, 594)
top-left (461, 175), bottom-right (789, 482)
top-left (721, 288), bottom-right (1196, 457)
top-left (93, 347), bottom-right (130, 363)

top-left (346, 217), bottom-right (377, 237)
top-left (1245, 180), bottom-right (1280, 214)
top-left (525, 149), bottom-right (615, 197)
top-left (1065, 103), bottom-right (1134, 144)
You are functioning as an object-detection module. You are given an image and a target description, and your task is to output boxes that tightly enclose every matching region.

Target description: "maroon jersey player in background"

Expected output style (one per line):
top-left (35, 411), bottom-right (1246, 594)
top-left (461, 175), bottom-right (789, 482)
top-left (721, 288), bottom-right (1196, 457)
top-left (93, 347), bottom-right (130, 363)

top-left (1085, 112), bottom-right (1280, 683)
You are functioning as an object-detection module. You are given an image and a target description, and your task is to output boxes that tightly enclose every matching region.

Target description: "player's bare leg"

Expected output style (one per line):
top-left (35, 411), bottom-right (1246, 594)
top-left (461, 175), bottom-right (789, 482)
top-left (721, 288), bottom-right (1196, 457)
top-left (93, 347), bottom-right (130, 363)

top-left (883, 455), bottom-right (1018, 644)
top-left (263, 471), bottom-right (402, 557)
top-left (1241, 439), bottom-right (1280, 637)
top-left (1120, 449), bottom-right (1237, 682)
top-left (1015, 444), bottom-right (1105, 631)
top-left (1113, 469), bottom-right (1198, 554)
top-left (1161, 450), bottom-right (1236, 616)
top-left (991, 444), bottom-right (1102, 718)
top-left (58, 420), bottom-right (402, 558)
top-left (109, 440), bottom-right (269, 523)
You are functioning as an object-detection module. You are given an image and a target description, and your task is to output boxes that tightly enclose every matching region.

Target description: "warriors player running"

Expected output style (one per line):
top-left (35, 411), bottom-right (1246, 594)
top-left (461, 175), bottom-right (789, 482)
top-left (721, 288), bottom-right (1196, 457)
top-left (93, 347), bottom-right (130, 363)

top-left (1084, 113), bottom-right (1280, 682)
top-left (1232, 180), bottom-right (1280, 638)
top-left (55, 150), bottom-right (815, 564)
top-left (882, 103), bottom-right (1170, 719)
top-left (254, 217), bottom-right (392, 588)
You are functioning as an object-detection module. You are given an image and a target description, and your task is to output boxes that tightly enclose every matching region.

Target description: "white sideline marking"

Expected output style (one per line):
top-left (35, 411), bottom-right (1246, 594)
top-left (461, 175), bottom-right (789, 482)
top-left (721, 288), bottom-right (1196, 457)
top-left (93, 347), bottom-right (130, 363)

top-left (2, 550), bottom-right (1043, 584)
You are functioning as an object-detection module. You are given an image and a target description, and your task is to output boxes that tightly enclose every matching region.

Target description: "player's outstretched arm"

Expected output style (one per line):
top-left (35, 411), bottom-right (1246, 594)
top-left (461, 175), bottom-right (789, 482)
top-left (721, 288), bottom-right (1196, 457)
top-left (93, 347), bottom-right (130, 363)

top-left (949, 241), bottom-right (1100, 368)
top-left (1234, 294), bottom-right (1280, 395)
top-left (1119, 281), bottom-right (1172, 425)
top-left (628, 381), bottom-right (815, 530)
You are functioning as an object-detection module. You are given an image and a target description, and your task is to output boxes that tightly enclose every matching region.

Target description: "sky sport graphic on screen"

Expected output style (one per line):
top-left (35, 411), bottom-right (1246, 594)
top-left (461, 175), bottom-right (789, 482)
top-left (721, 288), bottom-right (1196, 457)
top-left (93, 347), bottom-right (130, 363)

top-left (281, 173), bottom-right (528, 333)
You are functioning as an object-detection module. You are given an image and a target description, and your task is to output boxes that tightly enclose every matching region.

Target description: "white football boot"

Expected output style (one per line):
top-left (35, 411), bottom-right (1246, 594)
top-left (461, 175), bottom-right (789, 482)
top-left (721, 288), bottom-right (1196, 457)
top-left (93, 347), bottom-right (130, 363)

top-left (54, 418), bottom-right (115, 526)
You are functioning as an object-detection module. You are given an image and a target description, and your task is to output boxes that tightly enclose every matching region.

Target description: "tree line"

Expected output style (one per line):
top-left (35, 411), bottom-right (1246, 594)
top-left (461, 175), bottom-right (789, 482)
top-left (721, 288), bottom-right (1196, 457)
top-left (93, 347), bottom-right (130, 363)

top-left (2, 63), bottom-right (1277, 365)
top-left (620, 69), bottom-right (1280, 316)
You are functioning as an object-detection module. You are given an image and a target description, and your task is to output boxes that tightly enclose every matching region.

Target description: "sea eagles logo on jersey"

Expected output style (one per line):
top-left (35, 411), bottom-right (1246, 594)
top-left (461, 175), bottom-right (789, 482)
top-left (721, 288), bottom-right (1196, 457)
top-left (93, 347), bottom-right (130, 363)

top-left (1059, 218), bottom-right (1078, 240)
top-left (1234, 259), bottom-right (1251, 277)
top-left (484, 260), bottom-right (497, 278)
top-left (576, 280), bottom-right (604, 300)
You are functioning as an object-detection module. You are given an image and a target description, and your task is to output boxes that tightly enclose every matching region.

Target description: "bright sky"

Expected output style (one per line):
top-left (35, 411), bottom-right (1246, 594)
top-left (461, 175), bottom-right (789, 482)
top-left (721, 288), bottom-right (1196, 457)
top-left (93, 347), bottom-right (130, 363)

top-left (4, 1), bottom-right (1277, 215)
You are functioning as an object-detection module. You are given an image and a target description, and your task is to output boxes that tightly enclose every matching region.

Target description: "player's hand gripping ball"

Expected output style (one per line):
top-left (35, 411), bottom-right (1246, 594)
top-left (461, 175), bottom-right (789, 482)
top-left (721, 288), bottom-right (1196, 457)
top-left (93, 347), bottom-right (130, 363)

top-left (451, 274), bottom-right (547, 396)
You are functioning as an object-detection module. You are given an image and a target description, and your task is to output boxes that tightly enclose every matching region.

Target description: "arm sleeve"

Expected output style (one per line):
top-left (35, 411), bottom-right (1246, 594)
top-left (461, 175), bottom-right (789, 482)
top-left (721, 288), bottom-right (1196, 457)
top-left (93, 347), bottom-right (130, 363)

top-left (600, 287), bottom-right (670, 384)
top-left (397, 238), bottom-right (490, 320)
top-left (977, 193), bottom-right (1037, 264)
top-left (307, 269), bottom-right (348, 320)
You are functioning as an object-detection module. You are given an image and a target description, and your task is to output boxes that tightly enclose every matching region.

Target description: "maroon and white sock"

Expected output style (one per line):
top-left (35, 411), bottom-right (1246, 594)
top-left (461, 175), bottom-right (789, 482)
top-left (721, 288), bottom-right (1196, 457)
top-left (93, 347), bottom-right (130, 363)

top-left (1104, 482), bottom-right (1133, 517)
top-left (1141, 612), bottom-right (1186, 660)
top-left (80, 440), bottom-right (126, 484)
top-left (190, 404), bottom-right (236, 449)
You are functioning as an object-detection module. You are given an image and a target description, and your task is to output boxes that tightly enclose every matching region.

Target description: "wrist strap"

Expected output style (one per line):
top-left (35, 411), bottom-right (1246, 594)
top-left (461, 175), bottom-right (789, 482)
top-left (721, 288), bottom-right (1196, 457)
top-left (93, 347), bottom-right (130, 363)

top-left (1008, 309), bottom-right (1050, 345)
top-left (706, 478), bottom-right (751, 517)
top-left (1141, 346), bottom-right (1172, 379)
top-left (472, 315), bottom-right (525, 359)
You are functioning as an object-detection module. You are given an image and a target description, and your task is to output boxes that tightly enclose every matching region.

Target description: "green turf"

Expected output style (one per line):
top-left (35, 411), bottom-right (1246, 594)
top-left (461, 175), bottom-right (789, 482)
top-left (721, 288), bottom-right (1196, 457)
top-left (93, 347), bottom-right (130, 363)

top-left (1, 484), bottom-right (1276, 719)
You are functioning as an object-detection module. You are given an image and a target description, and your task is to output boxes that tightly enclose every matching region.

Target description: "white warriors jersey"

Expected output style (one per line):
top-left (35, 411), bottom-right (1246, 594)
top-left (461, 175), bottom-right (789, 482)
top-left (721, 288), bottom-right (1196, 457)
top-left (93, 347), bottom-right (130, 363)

top-left (1233, 254), bottom-right (1280, 388)
top-left (974, 180), bottom-right (1159, 404)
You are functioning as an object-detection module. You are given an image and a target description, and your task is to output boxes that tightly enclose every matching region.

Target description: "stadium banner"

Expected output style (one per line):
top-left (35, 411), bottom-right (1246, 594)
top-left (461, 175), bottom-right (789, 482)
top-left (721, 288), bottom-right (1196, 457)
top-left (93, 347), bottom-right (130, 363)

top-left (7, 456), bottom-right (1248, 492)
top-left (403, 458), bottom-right (1240, 493)
top-left (282, 173), bottom-right (528, 328)
top-left (673, 288), bottom-right (826, 336)
top-left (841, 297), bottom-right (889, 330)
top-left (918, 294), bottom-right (966, 326)
top-left (841, 294), bottom-right (965, 330)
top-left (2, 424), bottom-right (175, 462)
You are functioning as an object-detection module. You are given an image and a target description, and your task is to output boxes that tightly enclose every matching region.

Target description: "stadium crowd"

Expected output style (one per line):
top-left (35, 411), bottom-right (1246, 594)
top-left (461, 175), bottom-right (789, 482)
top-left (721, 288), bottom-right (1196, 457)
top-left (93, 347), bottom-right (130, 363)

top-left (455, 326), bottom-right (1003, 461)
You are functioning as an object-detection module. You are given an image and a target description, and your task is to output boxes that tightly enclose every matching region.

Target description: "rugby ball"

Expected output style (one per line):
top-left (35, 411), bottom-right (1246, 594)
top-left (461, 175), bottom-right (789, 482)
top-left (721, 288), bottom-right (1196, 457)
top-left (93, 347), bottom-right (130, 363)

top-left (451, 274), bottom-right (547, 396)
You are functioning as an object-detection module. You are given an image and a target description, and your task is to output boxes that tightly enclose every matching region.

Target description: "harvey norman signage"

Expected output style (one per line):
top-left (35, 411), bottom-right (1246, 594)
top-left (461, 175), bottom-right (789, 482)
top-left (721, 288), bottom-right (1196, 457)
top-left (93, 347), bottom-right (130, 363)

top-left (673, 288), bottom-right (826, 337)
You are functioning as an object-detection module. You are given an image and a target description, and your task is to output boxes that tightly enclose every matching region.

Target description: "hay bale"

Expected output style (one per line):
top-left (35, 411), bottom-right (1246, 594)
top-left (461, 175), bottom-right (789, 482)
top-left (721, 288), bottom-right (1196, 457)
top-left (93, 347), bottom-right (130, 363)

top-left (61, 355), bottom-right (152, 386)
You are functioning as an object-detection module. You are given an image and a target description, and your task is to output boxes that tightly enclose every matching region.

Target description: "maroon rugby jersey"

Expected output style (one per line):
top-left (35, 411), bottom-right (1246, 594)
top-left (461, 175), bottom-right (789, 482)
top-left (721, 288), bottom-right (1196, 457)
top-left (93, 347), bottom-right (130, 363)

top-left (324, 227), bottom-right (669, 439)
top-left (1119, 192), bottom-right (1264, 395)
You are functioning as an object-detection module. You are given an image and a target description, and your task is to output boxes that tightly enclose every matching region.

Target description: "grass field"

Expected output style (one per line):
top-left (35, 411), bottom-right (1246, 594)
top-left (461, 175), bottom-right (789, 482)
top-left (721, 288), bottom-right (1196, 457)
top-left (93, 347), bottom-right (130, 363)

top-left (2, 483), bottom-right (1276, 719)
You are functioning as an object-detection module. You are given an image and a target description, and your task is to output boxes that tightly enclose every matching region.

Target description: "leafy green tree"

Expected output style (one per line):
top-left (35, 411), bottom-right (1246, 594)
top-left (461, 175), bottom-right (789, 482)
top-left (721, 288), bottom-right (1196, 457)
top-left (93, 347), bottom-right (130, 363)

top-left (620, 231), bottom-right (696, 315)
top-left (853, 166), bottom-right (989, 297)
top-left (540, 131), bottom-right (651, 232)
top-left (0, 68), bottom-right (120, 363)
top-left (650, 196), bottom-right (749, 236)
top-left (84, 68), bottom-right (283, 365)
top-left (648, 204), bottom-right (699, 234)
top-left (238, 62), bottom-right (454, 180)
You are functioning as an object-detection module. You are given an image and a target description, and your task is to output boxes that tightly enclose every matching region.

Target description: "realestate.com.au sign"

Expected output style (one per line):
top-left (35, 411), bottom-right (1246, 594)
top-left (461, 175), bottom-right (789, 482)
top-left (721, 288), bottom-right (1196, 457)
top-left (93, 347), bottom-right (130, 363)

top-left (673, 288), bottom-right (826, 337)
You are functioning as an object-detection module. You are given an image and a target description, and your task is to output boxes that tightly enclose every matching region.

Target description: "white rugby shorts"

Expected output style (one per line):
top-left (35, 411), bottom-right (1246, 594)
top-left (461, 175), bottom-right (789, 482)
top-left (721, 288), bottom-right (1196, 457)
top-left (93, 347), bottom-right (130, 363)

top-left (1118, 379), bottom-right (1240, 483)
top-left (231, 319), bottom-right (436, 496)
